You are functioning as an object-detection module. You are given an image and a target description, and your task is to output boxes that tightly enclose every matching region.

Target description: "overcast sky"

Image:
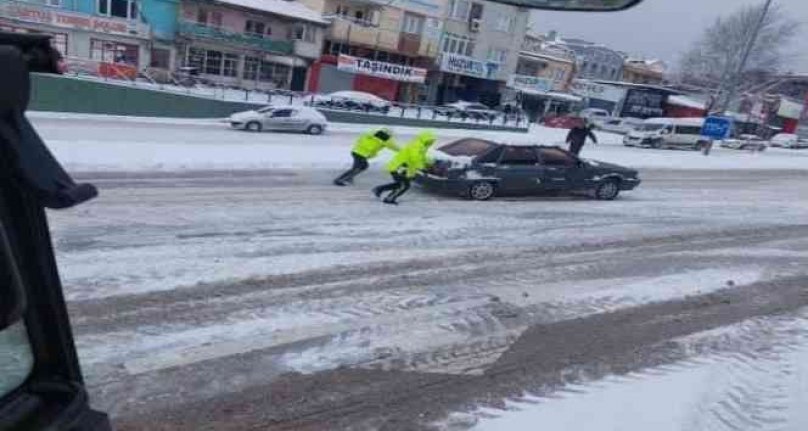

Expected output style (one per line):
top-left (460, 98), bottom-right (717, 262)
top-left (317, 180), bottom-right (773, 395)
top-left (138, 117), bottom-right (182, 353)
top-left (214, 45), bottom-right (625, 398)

top-left (530, 0), bottom-right (808, 72)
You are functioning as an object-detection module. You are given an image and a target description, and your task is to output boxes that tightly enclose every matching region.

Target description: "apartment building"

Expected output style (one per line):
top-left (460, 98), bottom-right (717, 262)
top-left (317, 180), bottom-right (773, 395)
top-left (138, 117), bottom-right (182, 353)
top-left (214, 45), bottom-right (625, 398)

top-left (623, 58), bottom-right (666, 85)
top-left (176, 0), bottom-right (328, 90)
top-left (300, 0), bottom-right (445, 102)
top-left (557, 36), bottom-right (623, 82)
top-left (0, 0), bottom-right (158, 76)
top-left (429, 0), bottom-right (530, 105)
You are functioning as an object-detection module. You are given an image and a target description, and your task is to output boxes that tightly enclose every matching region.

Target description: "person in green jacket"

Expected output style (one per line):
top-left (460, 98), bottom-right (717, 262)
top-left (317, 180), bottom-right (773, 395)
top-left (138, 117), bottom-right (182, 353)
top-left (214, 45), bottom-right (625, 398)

top-left (333, 128), bottom-right (397, 186)
top-left (372, 130), bottom-right (436, 205)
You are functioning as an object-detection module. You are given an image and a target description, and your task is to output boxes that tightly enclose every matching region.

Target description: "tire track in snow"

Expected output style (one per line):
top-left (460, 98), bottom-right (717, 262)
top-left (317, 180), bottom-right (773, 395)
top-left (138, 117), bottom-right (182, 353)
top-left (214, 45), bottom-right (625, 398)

top-left (448, 310), bottom-right (808, 431)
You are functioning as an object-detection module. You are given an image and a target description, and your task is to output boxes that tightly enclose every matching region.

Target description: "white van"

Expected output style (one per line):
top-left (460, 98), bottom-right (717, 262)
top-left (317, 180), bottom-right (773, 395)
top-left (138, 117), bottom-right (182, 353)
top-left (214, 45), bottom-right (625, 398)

top-left (623, 117), bottom-right (709, 151)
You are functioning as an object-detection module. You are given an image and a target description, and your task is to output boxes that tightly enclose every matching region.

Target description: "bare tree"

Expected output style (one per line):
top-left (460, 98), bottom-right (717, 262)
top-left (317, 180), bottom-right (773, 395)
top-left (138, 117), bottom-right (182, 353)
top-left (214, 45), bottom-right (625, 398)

top-left (678, 3), bottom-right (800, 94)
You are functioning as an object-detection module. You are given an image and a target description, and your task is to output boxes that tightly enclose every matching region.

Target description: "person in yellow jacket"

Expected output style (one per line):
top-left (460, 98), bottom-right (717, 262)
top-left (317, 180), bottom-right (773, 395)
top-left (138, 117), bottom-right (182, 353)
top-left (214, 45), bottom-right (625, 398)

top-left (372, 130), bottom-right (436, 205)
top-left (333, 127), bottom-right (398, 186)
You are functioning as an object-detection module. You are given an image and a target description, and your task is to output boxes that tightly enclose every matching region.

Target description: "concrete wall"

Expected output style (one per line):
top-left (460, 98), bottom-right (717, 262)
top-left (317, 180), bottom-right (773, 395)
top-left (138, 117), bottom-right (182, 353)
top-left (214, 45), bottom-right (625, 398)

top-left (29, 73), bottom-right (260, 118)
top-left (28, 73), bottom-right (528, 131)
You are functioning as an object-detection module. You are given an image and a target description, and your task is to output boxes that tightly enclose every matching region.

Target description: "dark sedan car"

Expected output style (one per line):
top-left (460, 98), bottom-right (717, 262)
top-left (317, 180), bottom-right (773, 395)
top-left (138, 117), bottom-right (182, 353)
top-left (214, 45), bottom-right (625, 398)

top-left (416, 138), bottom-right (641, 200)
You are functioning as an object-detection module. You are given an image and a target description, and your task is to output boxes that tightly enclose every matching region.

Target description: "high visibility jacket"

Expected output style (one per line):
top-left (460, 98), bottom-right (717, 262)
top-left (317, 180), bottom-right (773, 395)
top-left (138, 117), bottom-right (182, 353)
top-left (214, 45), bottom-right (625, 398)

top-left (352, 129), bottom-right (399, 159)
top-left (387, 130), bottom-right (436, 178)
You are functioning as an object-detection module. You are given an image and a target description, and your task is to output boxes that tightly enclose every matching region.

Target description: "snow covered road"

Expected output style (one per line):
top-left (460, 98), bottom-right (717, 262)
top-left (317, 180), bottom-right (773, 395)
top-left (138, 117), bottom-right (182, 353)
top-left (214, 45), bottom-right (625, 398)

top-left (35, 115), bottom-right (808, 430)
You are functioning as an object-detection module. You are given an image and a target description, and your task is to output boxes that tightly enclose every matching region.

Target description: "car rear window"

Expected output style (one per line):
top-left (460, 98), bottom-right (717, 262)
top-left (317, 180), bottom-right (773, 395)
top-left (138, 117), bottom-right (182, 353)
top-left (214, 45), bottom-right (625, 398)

top-left (538, 148), bottom-right (577, 167)
top-left (439, 139), bottom-right (497, 157)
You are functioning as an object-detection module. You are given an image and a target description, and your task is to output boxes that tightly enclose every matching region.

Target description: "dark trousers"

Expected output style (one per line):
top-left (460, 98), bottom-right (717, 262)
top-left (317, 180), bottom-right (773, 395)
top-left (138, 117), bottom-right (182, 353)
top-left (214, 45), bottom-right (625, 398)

top-left (568, 141), bottom-right (584, 155)
top-left (335, 152), bottom-right (369, 183)
top-left (376, 173), bottom-right (411, 202)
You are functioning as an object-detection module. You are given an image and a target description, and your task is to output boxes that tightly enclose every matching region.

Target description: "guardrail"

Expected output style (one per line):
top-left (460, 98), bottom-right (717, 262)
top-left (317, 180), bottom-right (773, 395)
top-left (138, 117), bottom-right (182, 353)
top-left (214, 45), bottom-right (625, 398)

top-left (265, 93), bottom-right (529, 128)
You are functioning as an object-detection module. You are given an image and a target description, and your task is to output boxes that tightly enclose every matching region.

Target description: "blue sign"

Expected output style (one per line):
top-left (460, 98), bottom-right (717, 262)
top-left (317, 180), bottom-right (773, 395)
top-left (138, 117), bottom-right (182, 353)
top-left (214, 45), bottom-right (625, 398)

top-left (701, 116), bottom-right (733, 140)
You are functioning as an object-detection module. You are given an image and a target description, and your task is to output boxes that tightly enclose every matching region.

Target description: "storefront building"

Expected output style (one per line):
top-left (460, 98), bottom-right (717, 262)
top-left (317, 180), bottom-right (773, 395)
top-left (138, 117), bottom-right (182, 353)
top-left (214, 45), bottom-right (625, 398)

top-left (302, 0), bottom-right (445, 102)
top-left (0, 0), bottom-right (153, 78)
top-left (623, 59), bottom-right (666, 85)
top-left (505, 74), bottom-right (581, 121)
top-left (511, 33), bottom-right (579, 120)
top-left (177, 0), bottom-right (327, 90)
top-left (570, 79), bottom-right (626, 115)
top-left (427, 0), bottom-right (530, 106)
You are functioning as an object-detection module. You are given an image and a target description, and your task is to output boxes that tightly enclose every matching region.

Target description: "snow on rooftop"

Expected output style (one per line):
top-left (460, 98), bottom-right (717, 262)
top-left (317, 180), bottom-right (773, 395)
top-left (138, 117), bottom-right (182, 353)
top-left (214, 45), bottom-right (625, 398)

top-left (215, 0), bottom-right (328, 24)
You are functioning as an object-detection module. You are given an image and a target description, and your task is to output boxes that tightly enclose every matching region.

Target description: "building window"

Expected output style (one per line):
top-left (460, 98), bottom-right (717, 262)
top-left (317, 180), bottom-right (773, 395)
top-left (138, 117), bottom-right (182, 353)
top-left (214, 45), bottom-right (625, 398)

top-left (186, 47), bottom-right (204, 71)
top-left (98, 0), bottom-right (137, 20)
top-left (469, 3), bottom-right (483, 20)
top-left (245, 20), bottom-right (266, 37)
top-left (402, 13), bottom-right (424, 35)
top-left (150, 48), bottom-right (170, 68)
top-left (186, 48), bottom-right (239, 76)
top-left (487, 47), bottom-right (506, 63)
top-left (494, 14), bottom-right (513, 32)
top-left (244, 56), bottom-right (260, 80)
top-left (204, 50), bottom-right (222, 75)
top-left (45, 0), bottom-right (61, 6)
top-left (259, 61), bottom-right (290, 86)
top-left (449, 0), bottom-right (470, 20)
top-left (197, 9), bottom-right (222, 27)
top-left (442, 33), bottom-right (473, 56)
top-left (290, 24), bottom-right (315, 43)
top-left (91, 39), bottom-right (138, 65)
top-left (222, 53), bottom-right (239, 77)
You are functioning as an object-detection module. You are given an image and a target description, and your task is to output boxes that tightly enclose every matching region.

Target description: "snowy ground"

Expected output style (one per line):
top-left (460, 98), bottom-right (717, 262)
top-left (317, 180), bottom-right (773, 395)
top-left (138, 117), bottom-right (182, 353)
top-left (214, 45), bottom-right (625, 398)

top-left (31, 112), bottom-right (808, 173)
top-left (35, 113), bottom-right (808, 430)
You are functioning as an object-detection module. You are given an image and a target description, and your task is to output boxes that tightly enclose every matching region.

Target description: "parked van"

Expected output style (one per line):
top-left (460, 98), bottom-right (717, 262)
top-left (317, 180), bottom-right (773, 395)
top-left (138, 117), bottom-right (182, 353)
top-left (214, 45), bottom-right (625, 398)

top-left (623, 117), bottom-right (709, 151)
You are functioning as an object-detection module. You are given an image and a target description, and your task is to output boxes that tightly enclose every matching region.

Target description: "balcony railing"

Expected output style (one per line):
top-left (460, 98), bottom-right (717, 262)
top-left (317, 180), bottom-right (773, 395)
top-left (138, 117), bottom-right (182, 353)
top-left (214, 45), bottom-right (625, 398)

top-left (178, 21), bottom-right (293, 55)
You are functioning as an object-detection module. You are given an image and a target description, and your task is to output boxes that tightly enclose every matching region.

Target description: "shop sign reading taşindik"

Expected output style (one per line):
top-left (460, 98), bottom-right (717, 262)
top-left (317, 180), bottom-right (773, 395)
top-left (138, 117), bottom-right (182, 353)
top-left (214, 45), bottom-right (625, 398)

top-left (337, 54), bottom-right (427, 83)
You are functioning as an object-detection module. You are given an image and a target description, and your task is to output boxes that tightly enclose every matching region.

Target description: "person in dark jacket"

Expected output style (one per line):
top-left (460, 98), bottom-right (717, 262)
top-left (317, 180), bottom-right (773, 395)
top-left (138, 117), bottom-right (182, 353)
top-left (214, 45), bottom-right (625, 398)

top-left (566, 119), bottom-right (598, 155)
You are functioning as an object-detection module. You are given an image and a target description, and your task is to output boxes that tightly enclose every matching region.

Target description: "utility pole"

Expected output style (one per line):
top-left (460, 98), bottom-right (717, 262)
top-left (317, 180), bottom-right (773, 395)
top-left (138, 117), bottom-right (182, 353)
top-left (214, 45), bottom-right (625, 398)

top-left (717, 0), bottom-right (774, 112)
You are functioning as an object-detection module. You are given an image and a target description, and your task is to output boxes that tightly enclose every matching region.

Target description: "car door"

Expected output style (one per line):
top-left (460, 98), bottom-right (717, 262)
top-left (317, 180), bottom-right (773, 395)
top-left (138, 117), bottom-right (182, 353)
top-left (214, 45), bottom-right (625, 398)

top-left (283, 109), bottom-right (308, 131)
top-left (493, 146), bottom-right (544, 194)
top-left (537, 147), bottom-right (585, 190)
top-left (265, 108), bottom-right (297, 130)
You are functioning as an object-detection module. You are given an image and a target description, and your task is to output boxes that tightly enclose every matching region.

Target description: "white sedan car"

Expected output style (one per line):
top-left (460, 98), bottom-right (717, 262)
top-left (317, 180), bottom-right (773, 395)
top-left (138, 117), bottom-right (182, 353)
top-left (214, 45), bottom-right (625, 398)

top-left (769, 133), bottom-right (808, 149)
top-left (228, 106), bottom-right (327, 135)
top-left (306, 91), bottom-right (392, 113)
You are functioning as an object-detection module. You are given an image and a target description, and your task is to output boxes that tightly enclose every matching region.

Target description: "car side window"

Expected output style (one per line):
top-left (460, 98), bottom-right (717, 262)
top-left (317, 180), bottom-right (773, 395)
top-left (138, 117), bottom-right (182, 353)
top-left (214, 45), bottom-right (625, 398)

top-left (677, 126), bottom-right (702, 135)
top-left (539, 148), bottom-right (577, 167)
top-left (476, 146), bottom-right (504, 164)
top-left (499, 146), bottom-right (539, 166)
top-left (271, 109), bottom-right (295, 118)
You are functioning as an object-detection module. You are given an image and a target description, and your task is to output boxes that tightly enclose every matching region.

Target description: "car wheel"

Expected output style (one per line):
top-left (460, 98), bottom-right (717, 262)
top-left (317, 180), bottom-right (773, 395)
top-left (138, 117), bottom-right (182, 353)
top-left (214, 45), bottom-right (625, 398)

top-left (246, 121), bottom-right (262, 132)
top-left (307, 124), bottom-right (324, 135)
top-left (650, 139), bottom-right (663, 149)
top-left (594, 179), bottom-right (620, 200)
top-left (468, 181), bottom-right (495, 201)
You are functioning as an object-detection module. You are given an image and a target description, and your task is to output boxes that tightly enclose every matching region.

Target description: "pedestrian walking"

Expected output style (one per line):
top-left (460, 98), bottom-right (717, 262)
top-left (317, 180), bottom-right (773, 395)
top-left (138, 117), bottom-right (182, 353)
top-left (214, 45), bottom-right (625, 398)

top-left (566, 119), bottom-right (598, 155)
top-left (373, 130), bottom-right (436, 205)
top-left (334, 128), bottom-right (397, 186)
